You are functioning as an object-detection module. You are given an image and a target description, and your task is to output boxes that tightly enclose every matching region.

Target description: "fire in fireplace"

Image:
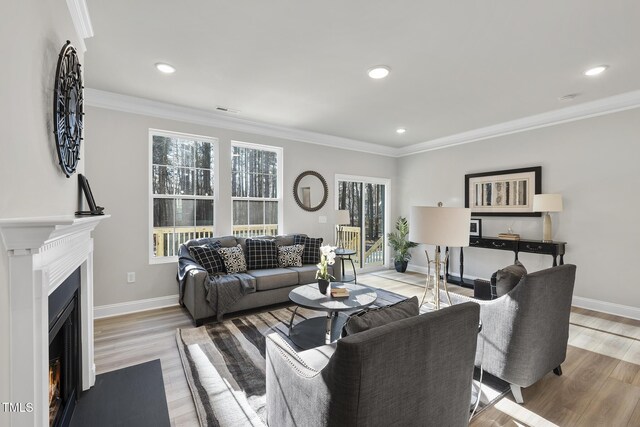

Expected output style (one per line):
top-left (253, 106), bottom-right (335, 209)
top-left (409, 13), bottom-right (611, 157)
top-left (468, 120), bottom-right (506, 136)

top-left (48, 267), bottom-right (81, 427)
top-left (49, 358), bottom-right (62, 424)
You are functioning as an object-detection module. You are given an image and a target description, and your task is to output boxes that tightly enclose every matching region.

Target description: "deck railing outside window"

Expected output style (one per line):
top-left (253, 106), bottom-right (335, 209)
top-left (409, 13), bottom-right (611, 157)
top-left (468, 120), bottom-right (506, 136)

top-left (153, 224), bottom-right (279, 257)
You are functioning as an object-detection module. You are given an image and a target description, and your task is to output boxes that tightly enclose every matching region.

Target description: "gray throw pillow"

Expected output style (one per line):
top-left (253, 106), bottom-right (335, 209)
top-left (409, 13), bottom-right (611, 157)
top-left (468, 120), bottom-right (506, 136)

top-left (342, 296), bottom-right (419, 336)
top-left (491, 260), bottom-right (527, 299)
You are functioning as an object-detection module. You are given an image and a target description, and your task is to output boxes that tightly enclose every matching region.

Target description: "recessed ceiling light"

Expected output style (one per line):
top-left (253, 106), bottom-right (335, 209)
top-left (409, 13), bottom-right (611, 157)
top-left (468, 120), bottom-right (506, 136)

top-left (584, 65), bottom-right (608, 76)
top-left (396, 128), bottom-right (406, 134)
top-left (155, 63), bottom-right (176, 74)
top-left (368, 66), bottom-right (391, 79)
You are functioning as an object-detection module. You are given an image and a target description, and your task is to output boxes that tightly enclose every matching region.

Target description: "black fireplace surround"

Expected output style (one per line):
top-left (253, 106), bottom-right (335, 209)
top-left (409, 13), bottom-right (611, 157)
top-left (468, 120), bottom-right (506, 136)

top-left (48, 267), bottom-right (81, 427)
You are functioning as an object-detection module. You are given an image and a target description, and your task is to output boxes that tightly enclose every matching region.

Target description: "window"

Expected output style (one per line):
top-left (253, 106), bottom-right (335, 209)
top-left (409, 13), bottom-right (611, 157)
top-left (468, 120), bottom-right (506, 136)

top-left (231, 142), bottom-right (282, 237)
top-left (150, 130), bottom-right (217, 262)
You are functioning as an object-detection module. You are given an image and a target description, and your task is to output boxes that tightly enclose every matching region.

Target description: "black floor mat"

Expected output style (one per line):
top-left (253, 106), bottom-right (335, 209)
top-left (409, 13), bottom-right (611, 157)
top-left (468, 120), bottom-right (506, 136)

top-left (70, 359), bottom-right (170, 427)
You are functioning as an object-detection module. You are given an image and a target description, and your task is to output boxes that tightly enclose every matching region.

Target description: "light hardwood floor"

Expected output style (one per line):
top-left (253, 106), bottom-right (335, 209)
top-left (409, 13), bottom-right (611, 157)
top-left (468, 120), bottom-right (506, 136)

top-left (94, 271), bottom-right (640, 427)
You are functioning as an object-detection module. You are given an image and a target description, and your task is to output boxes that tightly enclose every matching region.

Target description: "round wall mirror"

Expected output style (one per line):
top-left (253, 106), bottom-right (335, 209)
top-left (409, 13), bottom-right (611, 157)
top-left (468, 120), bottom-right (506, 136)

top-left (293, 171), bottom-right (328, 212)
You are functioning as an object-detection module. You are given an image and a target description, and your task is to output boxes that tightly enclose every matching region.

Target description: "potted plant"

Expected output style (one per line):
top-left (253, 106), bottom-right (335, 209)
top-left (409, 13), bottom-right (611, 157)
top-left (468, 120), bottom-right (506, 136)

top-left (387, 216), bottom-right (418, 273)
top-left (316, 245), bottom-right (336, 294)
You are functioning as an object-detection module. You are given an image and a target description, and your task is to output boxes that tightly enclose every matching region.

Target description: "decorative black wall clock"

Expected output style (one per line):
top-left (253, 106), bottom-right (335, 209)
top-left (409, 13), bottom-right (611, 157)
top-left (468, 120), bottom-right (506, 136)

top-left (53, 40), bottom-right (84, 177)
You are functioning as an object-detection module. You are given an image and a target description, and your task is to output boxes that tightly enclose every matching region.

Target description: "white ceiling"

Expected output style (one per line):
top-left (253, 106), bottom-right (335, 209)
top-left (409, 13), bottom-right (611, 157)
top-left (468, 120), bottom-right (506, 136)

top-left (84, 0), bottom-right (640, 148)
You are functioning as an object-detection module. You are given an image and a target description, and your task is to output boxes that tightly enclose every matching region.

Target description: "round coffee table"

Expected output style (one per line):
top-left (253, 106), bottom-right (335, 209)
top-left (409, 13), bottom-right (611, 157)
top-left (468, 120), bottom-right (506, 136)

top-left (288, 283), bottom-right (377, 350)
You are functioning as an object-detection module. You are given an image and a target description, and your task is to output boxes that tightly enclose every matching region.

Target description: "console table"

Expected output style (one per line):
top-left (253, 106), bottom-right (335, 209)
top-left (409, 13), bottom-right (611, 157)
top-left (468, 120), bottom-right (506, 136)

top-left (446, 237), bottom-right (567, 288)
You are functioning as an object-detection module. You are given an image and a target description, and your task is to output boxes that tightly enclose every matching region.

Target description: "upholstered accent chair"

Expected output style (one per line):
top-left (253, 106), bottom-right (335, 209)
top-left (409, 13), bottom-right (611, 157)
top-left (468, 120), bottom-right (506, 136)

top-left (266, 302), bottom-right (480, 427)
top-left (447, 264), bottom-right (577, 403)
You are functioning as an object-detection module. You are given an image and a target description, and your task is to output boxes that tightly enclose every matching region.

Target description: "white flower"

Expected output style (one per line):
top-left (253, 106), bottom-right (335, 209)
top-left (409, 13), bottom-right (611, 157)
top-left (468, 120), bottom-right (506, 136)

top-left (326, 252), bottom-right (336, 265)
top-left (320, 245), bottom-right (336, 256)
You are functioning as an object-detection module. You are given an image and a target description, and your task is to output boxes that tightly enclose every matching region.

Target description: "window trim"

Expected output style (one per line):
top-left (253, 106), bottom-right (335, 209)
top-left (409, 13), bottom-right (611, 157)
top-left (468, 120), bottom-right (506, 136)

top-left (149, 129), bottom-right (219, 264)
top-left (230, 140), bottom-right (284, 236)
top-left (334, 173), bottom-right (391, 270)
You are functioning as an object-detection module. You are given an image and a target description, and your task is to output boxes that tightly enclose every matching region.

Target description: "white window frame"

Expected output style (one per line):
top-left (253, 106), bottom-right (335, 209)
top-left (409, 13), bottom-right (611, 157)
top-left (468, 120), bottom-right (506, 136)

top-left (334, 174), bottom-right (391, 270)
top-left (230, 140), bottom-right (284, 236)
top-left (149, 129), bottom-right (219, 264)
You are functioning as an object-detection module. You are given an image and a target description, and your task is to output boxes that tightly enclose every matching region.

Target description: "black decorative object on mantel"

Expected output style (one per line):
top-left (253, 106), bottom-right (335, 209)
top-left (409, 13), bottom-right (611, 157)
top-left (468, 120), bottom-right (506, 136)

top-left (53, 40), bottom-right (84, 178)
top-left (76, 174), bottom-right (104, 216)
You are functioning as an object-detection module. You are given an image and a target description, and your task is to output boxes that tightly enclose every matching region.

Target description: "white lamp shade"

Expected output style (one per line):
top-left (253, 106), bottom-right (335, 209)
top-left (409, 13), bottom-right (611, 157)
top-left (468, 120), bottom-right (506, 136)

top-left (409, 206), bottom-right (471, 247)
top-left (336, 210), bottom-right (350, 225)
top-left (533, 194), bottom-right (563, 212)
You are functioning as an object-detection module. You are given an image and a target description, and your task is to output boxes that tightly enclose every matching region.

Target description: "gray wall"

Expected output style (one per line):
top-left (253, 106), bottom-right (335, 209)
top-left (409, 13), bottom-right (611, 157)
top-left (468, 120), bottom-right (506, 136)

top-left (84, 106), bottom-right (397, 306)
top-left (0, 0), bottom-right (83, 417)
top-left (397, 107), bottom-right (640, 309)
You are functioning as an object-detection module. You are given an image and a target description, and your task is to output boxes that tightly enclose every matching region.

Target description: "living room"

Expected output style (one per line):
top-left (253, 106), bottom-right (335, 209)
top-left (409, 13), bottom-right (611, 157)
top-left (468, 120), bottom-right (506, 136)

top-left (2, 0), bottom-right (639, 426)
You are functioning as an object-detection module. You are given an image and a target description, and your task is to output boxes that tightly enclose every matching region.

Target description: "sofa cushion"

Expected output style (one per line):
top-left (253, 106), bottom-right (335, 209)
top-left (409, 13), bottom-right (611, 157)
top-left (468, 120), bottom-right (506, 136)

top-left (293, 235), bottom-right (323, 264)
top-left (188, 242), bottom-right (225, 274)
top-left (286, 265), bottom-right (333, 285)
top-left (216, 236), bottom-right (239, 248)
top-left (275, 234), bottom-right (299, 247)
top-left (217, 244), bottom-right (248, 274)
top-left (278, 244), bottom-right (304, 268)
top-left (246, 238), bottom-right (279, 270)
top-left (247, 268), bottom-right (299, 291)
top-left (491, 260), bottom-right (527, 299)
top-left (342, 296), bottom-right (419, 336)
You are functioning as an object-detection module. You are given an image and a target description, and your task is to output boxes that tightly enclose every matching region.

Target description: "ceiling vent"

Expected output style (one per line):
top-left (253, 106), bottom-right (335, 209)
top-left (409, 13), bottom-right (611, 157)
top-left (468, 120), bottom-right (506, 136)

top-left (216, 106), bottom-right (240, 114)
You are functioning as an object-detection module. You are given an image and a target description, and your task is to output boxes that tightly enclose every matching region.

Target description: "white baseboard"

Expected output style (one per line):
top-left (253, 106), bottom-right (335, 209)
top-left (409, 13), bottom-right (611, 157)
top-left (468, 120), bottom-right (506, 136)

top-left (408, 266), bottom-right (640, 320)
top-left (572, 296), bottom-right (640, 321)
top-left (94, 294), bottom-right (180, 319)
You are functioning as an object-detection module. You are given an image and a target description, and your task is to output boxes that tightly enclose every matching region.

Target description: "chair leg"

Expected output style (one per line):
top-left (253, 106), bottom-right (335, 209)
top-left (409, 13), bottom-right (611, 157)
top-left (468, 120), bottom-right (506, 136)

top-left (553, 365), bottom-right (562, 376)
top-left (510, 384), bottom-right (524, 404)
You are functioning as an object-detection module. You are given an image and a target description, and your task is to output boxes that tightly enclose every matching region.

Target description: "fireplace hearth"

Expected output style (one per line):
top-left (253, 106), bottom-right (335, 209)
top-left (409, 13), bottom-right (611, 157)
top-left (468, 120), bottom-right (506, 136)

top-left (48, 267), bottom-right (81, 427)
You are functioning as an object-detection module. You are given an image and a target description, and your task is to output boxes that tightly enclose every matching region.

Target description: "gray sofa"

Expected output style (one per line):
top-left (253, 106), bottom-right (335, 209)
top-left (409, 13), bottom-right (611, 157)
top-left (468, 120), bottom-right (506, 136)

top-left (178, 234), bottom-right (341, 326)
top-left (447, 264), bottom-right (577, 403)
top-left (266, 302), bottom-right (481, 427)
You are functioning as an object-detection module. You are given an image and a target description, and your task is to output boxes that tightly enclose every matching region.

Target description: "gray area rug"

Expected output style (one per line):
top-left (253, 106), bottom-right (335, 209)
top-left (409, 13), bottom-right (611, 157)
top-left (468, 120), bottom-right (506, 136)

top-left (176, 288), bottom-right (509, 427)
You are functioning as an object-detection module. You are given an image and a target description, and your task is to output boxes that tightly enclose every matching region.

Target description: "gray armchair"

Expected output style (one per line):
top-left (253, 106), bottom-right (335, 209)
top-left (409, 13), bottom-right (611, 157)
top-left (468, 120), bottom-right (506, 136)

top-left (266, 302), bottom-right (480, 427)
top-left (446, 264), bottom-right (577, 403)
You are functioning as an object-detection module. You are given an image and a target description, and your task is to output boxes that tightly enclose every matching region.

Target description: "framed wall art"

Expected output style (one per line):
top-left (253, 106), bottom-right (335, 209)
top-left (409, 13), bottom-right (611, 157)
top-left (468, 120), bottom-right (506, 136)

top-left (470, 218), bottom-right (482, 237)
top-left (465, 166), bottom-right (541, 217)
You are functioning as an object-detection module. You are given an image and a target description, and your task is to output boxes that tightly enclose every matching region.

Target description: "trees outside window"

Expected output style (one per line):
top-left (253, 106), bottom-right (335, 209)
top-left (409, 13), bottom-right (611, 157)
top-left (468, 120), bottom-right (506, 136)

top-left (150, 130), bottom-right (217, 261)
top-left (231, 142), bottom-right (282, 237)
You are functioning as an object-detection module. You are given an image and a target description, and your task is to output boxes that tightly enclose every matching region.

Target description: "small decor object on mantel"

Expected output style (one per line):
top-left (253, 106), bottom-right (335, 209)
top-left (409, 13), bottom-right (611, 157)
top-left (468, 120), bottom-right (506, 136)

top-left (316, 245), bottom-right (336, 294)
top-left (76, 174), bottom-right (104, 216)
top-left (53, 40), bottom-right (84, 178)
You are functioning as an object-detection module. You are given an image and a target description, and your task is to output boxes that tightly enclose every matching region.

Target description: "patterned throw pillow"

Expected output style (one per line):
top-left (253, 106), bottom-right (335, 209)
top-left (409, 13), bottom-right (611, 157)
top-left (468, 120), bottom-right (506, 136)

top-left (245, 238), bottom-right (279, 270)
top-left (278, 244), bottom-right (304, 268)
top-left (188, 241), bottom-right (225, 274)
top-left (293, 235), bottom-right (323, 265)
top-left (217, 244), bottom-right (248, 274)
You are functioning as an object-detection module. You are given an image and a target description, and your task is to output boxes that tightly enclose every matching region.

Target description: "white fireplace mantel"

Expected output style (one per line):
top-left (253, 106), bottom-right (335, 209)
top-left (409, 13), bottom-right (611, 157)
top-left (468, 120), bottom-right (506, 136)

top-left (0, 214), bottom-right (109, 427)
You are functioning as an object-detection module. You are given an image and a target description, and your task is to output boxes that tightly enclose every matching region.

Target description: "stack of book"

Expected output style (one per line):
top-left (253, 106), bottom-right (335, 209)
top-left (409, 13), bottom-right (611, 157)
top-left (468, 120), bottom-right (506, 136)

top-left (498, 233), bottom-right (520, 240)
top-left (330, 288), bottom-right (350, 298)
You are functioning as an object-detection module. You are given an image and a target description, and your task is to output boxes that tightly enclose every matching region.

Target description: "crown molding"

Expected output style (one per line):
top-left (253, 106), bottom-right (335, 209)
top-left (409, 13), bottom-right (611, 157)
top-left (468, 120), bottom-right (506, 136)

top-left (84, 89), bottom-right (398, 157)
top-left (397, 90), bottom-right (640, 156)
top-left (66, 0), bottom-right (94, 52)
top-left (86, 88), bottom-right (640, 158)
